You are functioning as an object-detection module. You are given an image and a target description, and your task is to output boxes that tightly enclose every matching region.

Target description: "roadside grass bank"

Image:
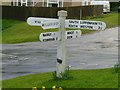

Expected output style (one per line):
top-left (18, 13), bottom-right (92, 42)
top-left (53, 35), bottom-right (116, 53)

top-left (89, 11), bottom-right (119, 28)
top-left (2, 19), bottom-right (22, 31)
top-left (2, 12), bottom-right (119, 44)
top-left (2, 68), bottom-right (118, 88)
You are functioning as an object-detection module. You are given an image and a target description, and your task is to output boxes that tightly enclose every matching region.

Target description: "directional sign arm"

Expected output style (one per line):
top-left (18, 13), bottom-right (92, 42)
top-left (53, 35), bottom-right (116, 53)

top-left (39, 32), bottom-right (58, 42)
top-left (27, 17), bottom-right (106, 31)
top-left (27, 17), bottom-right (44, 26)
top-left (65, 19), bottom-right (106, 30)
top-left (66, 30), bottom-right (81, 39)
top-left (39, 30), bottom-right (82, 42)
top-left (27, 17), bottom-right (58, 26)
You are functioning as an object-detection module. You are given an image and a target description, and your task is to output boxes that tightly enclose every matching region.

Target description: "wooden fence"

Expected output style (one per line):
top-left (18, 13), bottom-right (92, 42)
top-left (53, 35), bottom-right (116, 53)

top-left (2, 5), bottom-right (103, 21)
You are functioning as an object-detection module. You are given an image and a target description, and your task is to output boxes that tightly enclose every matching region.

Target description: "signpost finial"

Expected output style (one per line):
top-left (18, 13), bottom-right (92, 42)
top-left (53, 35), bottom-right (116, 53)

top-left (58, 10), bottom-right (67, 17)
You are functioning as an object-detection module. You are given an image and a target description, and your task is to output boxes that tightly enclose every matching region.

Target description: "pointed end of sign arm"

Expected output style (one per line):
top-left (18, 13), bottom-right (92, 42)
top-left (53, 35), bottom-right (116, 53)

top-left (103, 22), bottom-right (107, 30)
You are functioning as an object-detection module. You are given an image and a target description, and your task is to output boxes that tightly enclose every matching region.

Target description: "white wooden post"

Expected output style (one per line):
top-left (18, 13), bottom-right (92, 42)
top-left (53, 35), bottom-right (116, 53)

top-left (26, 0), bottom-right (28, 6)
top-left (16, 0), bottom-right (18, 6)
top-left (21, 0), bottom-right (23, 6)
top-left (47, 0), bottom-right (49, 7)
top-left (62, 0), bottom-right (64, 7)
top-left (57, 0), bottom-right (59, 7)
top-left (56, 10), bottom-right (67, 78)
top-left (80, 9), bottom-right (82, 20)
top-left (32, 0), bottom-right (35, 6)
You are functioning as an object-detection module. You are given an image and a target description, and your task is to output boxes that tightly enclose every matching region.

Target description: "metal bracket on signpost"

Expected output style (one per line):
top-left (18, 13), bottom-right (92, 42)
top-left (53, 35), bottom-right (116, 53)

top-left (56, 10), bottom-right (67, 78)
top-left (57, 58), bottom-right (62, 64)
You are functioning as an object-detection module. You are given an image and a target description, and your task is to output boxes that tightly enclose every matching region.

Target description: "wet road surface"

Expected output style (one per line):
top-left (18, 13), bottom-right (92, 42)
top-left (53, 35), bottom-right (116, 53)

top-left (1, 27), bottom-right (118, 80)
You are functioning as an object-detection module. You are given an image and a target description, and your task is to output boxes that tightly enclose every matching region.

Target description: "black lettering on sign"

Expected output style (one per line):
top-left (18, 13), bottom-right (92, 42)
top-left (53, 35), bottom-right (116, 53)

top-left (67, 36), bottom-right (73, 39)
top-left (80, 21), bottom-right (98, 25)
top-left (99, 22), bottom-right (102, 25)
top-left (69, 20), bottom-right (79, 24)
top-left (43, 33), bottom-right (52, 37)
top-left (80, 25), bottom-right (93, 29)
top-left (42, 22), bottom-right (59, 27)
top-left (98, 26), bottom-right (102, 30)
top-left (57, 58), bottom-right (62, 64)
top-left (35, 21), bottom-right (41, 24)
top-left (67, 31), bottom-right (74, 34)
top-left (69, 25), bottom-right (78, 28)
top-left (88, 26), bottom-right (93, 29)
top-left (56, 37), bottom-right (58, 40)
top-left (43, 38), bottom-right (55, 42)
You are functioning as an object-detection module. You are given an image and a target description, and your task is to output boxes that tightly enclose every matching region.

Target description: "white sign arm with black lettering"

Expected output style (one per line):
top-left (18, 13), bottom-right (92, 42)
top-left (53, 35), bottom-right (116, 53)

top-left (66, 30), bottom-right (81, 39)
top-left (27, 17), bottom-right (106, 31)
top-left (39, 32), bottom-right (58, 42)
top-left (39, 30), bottom-right (81, 42)
top-left (27, 17), bottom-right (58, 26)
top-left (65, 19), bottom-right (106, 30)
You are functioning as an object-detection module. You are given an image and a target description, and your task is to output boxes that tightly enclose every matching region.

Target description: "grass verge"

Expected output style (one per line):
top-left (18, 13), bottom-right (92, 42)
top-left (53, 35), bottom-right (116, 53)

top-left (2, 68), bottom-right (118, 88)
top-left (2, 12), bottom-right (120, 44)
top-left (89, 12), bottom-right (119, 28)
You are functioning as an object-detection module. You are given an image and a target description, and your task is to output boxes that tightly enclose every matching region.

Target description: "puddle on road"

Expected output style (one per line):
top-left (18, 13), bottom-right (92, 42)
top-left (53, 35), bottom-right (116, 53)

top-left (94, 41), bottom-right (104, 44)
top-left (93, 41), bottom-right (117, 49)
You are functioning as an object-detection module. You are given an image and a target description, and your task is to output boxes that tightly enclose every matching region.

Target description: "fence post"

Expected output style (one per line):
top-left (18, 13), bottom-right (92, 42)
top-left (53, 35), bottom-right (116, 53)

top-left (80, 9), bottom-right (82, 19)
top-left (56, 10), bottom-right (67, 78)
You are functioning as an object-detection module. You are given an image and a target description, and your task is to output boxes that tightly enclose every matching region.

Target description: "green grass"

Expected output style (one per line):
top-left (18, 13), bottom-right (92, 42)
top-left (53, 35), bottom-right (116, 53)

top-left (2, 21), bottom-right (57, 44)
top-left (89, 12), bottom-right (119, 28)
top-left (2, 19), bottom-right (22, 31)
top-left (2, 68), bottom-right (118, 88)
top-left (2, 12), bottom-right (120, 44)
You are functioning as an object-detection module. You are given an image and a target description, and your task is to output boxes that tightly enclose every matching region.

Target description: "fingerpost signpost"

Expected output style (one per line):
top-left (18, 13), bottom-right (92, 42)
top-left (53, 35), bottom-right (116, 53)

top-left (27, 10), bottom-right (106, 78)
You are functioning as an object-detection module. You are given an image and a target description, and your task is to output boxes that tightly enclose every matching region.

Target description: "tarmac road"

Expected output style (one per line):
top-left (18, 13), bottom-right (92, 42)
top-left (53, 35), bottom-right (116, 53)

top-left (1, 27), bottom-right (119, 80)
